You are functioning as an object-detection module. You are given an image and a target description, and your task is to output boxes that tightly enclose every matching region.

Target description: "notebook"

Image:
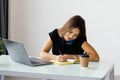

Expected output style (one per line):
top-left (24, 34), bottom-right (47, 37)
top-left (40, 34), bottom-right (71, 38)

top-left (2, 39), bottom-right (52, 66)
top-left (50, 59), bottom-right (80, 65)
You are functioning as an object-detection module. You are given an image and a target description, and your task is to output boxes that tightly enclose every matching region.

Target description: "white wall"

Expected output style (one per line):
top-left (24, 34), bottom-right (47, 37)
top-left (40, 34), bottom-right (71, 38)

top-left (9, 0), bottom-right (120, 79)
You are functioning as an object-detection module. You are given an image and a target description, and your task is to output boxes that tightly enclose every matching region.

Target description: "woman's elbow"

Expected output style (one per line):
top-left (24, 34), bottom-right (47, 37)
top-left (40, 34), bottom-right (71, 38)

top-left (90, 54), bottom-right (100, 62)
top-left (94, 56), bottom-right (100, 61)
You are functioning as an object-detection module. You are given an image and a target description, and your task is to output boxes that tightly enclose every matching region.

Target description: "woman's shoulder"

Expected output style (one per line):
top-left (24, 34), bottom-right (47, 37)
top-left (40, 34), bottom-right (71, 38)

top-left (49, 28), bottom-right (60, 43)
top-left (49, 28), bottom-right (59, 38)
top-left (75, 36), bottom-right (87, 45)
top-left (49, 28), bottom-right (58, 34)
top-left (77, 36), bottom-right (87, 41)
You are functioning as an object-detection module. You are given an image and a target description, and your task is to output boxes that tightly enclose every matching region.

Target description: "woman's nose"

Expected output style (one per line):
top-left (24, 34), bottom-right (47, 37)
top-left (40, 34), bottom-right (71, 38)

top-left (69, 34), bottom-right (74, 39)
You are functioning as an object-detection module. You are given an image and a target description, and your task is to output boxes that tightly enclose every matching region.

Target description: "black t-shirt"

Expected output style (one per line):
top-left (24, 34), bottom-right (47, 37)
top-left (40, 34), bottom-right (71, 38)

top-left (49, 29), bottom-right (86, 55)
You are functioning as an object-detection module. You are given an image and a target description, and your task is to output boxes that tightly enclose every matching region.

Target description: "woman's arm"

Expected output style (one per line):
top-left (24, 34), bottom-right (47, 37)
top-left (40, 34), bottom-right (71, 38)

top-left (81, 41), bottom-right (100, 61)
top-left (40, 37), bottom-right (67, 62)
top-left (40, 37), bottom-right (57, 60)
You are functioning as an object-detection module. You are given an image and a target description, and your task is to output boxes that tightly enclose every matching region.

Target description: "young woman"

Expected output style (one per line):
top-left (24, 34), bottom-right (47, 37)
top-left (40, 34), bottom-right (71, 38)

top-left (40, 15), bottom-right (100, 62)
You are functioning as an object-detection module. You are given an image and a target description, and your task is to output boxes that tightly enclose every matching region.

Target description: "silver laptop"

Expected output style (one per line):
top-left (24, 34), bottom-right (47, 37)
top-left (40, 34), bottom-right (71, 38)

top-left (3, 39), bottom-right (52, 66)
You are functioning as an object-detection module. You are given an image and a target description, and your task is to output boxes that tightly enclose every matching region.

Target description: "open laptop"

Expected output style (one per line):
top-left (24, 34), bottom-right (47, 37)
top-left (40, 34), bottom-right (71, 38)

top-left (2, 39), bottom-right (52, 66)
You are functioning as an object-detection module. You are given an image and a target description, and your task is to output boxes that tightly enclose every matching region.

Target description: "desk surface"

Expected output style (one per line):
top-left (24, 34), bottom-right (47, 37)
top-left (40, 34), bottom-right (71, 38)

top-left (0, 55), bottom-right (114, 80)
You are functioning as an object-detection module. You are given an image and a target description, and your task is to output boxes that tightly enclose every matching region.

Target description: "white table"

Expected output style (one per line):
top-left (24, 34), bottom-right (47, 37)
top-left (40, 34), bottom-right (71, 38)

top-left (0, 55), bottom-right (114, 80)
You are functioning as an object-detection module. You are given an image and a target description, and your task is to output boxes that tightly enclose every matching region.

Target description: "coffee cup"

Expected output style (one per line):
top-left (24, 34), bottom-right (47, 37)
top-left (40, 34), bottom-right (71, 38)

top-left (80, 54), bottom-right (89, 67)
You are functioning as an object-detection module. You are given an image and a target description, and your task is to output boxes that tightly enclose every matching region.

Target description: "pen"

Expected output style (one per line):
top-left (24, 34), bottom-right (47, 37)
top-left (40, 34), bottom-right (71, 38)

top-left (58, 50), bottom-right (63, 55)
top-left (58, 50), bottom-right (68, 62)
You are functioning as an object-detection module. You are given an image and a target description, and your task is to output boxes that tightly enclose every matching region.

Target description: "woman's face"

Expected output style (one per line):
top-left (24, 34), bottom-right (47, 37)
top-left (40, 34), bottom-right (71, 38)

top-left (64, 28), bottom-right (80, 41)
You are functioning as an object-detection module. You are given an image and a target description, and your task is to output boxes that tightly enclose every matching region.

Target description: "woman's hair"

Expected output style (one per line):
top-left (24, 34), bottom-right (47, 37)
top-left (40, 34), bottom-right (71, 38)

top-left (58, 15), bottom-right (87, 39)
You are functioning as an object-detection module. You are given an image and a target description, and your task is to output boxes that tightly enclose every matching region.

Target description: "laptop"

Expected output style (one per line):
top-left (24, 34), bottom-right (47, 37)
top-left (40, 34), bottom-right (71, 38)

top-left (2, 39), bottom-right (53, 66)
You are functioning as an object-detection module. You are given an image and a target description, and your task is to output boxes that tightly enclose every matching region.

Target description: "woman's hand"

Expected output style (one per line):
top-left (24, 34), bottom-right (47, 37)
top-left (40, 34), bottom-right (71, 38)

top-left (56, 55), bottom-right (67, 62)
top-left (63, 54), bottom-right (76, 59)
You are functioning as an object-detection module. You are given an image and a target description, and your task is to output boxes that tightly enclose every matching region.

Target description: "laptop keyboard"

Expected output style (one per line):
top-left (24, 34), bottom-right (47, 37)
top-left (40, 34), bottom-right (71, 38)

top-left (29, 57), bottom-right (52, 65)
top-left (30, 60), bottom-right (41, 64)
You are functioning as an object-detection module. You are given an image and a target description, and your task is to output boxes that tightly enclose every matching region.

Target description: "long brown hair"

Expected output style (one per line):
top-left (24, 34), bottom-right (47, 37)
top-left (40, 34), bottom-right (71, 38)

top-left (58, 15), bottom-right (87, 39)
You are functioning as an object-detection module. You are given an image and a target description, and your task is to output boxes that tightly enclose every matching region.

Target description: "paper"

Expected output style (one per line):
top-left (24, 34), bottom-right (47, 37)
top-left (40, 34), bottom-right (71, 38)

top-left (50, 59), bottom-right (80, 65)
top-left (67, 59), bottom-right (80, 64)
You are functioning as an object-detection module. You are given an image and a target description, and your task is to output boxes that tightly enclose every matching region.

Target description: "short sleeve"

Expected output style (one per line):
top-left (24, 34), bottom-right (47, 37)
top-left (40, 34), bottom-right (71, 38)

top-left (49, 29), bottom-right (58, 43)
top-left (81, 36), bottom-right (87, 43)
